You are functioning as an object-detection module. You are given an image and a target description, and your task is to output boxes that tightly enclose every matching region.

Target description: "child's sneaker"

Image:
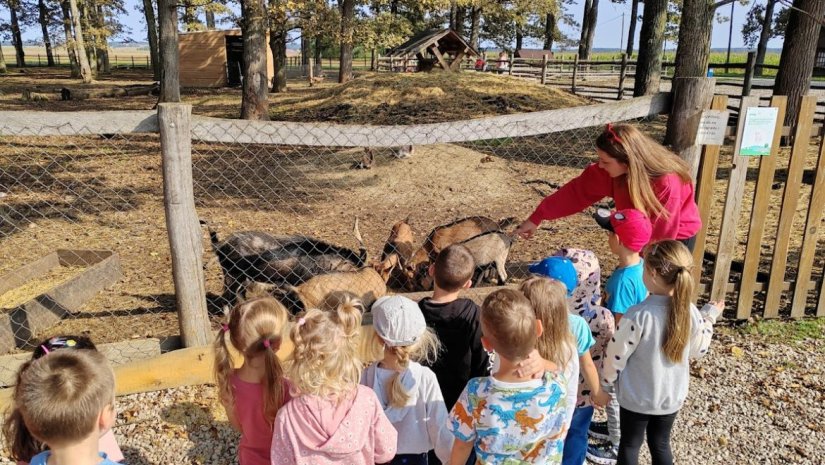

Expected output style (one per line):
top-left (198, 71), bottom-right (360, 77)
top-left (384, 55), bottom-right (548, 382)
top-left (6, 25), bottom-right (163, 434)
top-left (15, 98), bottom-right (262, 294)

top-left (588, 420), bottom-right (609, 441)
top-left (586, 442), bottom-right (618, 465)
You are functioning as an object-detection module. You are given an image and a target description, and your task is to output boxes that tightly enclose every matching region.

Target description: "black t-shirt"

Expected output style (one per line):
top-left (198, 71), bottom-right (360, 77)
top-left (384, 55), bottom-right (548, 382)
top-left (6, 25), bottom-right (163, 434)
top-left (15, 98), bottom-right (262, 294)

top-left (418, 297), bottom-right (490, 410)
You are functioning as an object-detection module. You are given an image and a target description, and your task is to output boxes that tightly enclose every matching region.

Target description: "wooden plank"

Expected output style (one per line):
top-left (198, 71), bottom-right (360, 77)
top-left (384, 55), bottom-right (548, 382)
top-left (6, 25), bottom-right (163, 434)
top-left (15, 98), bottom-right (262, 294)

top-left (159, 104), bottom-right (211, 347)
top-left (736, 96), bottom-right (788, 319)
top-left (191, 93), bottom-right (672, 147)
top-left (763, 96), bottom-right (819, 317)
top-left (791, 118), bottom-right (825, 317)
top-left (0, 111), bottom-right (158, 136)
top-left (617, 53), bottom-right (628, 100)
top-left (449, 50), bottom-right (466, 72)
top-left (710, 96), bottom-right (761, 303)
top-left (0, 252), bottom-right (59, 295)
top-left (429, 45), bottom-right (451, 71)
top-left (692, 95), bottom-right (729, 292)
top-left (572, 55), bottom-right (579, 94)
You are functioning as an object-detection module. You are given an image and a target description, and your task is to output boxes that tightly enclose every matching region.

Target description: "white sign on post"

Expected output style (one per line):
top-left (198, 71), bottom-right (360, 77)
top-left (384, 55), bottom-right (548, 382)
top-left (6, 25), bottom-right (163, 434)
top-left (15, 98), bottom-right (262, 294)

top-left (696, 110), bottom-right (729, 146)
top-left (740, 107), bottom-right (779, 156)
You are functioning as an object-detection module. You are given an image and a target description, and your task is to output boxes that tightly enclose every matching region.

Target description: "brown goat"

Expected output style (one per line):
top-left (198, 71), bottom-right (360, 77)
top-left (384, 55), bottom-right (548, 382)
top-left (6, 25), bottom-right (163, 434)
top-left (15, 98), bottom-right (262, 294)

top-left (374, 218), bottom-right (417, 288)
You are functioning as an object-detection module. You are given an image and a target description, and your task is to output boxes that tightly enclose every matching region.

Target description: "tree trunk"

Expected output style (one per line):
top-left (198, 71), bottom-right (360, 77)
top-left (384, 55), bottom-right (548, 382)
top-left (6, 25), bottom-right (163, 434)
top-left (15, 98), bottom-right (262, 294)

top-left (38, 0), bottom-right (56, 66)
top-left (314, 35), bottom-right (322, 75)
top-left (449, 1), bottom-right (456, 30)
top-left (158, 0), bottom-right (180, 102)
top-left (9, 0), bottom-right (25, 67)
top-left (60, 1), bottom-right (81, 77)
top-left (300, 30), bottom-right (309, 75)
top-left (633, 0), bottom-right (668, 96)
top-left (0, 44), bottom-right (7, 73)
top-left (142, 0), bottom-right (161, 80)
top-left (544, 12), bottom-right (556, 50)
top-left (95, 4), bottom-right (110, 74)
top-left (205, 10), bottom-right (215, 29)
top-left (240, 0), bottom-right (269, 120)
top-left (68, 0), bottom-right (93, 82)
top-left (516, 23), bottom-right (523, 51)
top-left (774, 0), bottom-right (825, 124)
top-left (455, 7), bottom-right (466, 37)
top-left (756, 0), bottom-right (776, 76)
top-left (390, 0), bottom-right (398, 15)
top-left (182, 6), bottom-right (202, 31)
top-left (338, 0), bottom-right (354, 83)
top-left (579, 0), bottom-right (598, 59)
top-left (79, 3), bottom-right (98, 76)
top-left (470, 7), bottom-right (482, 49)
top-left (674, 0), bottom-right (714, 78)
top-left (626, 0), bottom-right (639, 56)
top-left (269, 1), bottom-right (287, 92)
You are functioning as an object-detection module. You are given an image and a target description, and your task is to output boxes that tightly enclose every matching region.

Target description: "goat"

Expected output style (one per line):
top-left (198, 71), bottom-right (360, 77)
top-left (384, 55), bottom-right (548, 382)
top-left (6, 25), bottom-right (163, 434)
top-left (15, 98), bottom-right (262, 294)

top-left (374, 218), bottom-right (416, 289)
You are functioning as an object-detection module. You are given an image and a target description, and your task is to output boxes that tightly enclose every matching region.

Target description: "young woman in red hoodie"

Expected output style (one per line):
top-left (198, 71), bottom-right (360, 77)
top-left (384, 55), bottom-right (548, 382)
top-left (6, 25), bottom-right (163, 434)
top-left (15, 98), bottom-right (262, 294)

top-left (514, 123), bottom-right (701, 250)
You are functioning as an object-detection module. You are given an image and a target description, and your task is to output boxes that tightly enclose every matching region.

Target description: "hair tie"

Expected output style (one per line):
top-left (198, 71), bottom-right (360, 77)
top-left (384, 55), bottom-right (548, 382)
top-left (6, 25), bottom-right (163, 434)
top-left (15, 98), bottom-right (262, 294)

top-left (40, 344), bottom-right (50, 355)
top-left (297, 318), bottom-right (306, 327)
top-left (262, 339), bottom-right (271, 349)
top-left (221, 324), bottom-right (229, 333)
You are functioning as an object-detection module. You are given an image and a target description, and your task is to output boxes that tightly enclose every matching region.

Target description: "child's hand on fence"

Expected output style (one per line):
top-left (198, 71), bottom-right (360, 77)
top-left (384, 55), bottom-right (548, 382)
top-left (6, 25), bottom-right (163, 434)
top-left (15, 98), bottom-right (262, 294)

top-left (708, 300), bottom-right (725, 311)
top-left (513, 220), bottom-right (538, 239)
top-left (592, 389), bottom-right (610, 408)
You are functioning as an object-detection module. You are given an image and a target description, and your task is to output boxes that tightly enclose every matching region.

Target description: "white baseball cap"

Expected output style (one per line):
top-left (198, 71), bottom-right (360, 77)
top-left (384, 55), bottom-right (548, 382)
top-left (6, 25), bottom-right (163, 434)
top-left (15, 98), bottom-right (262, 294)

top-left (371, 295), bottom-right (427, 347)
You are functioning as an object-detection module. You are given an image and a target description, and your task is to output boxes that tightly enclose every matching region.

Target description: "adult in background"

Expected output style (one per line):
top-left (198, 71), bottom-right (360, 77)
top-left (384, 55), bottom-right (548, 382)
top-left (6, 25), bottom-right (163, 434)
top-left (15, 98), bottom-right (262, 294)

top-left (513, 123), bottom-right (701, 251)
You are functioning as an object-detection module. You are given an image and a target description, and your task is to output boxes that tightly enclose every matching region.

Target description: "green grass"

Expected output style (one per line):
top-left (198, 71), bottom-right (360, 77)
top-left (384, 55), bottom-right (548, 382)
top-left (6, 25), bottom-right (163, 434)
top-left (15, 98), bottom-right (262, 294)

top-left (724, 317), bottom-right (825, 343)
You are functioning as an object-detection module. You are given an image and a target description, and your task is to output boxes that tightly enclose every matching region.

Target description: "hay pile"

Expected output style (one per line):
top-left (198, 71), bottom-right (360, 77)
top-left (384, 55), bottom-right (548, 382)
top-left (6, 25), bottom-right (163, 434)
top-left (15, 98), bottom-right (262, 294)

top-left (0, 266), bottom-right (85, 309)
top-left (270, 72), bottom-right (591, 125)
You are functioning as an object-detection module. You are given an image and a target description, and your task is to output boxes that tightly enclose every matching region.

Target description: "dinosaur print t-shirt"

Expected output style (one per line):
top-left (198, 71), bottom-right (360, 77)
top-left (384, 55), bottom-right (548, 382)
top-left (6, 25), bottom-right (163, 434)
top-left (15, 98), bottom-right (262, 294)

top-left (448, 372), bottom-right (568, 465)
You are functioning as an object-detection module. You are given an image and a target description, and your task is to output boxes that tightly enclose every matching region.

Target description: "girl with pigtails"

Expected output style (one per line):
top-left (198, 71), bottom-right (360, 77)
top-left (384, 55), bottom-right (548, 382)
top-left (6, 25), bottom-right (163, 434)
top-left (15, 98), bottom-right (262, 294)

top-left (361, 295), bottom-right (453, 465)
top-left (592, 241), bottom-right (723, 465)
top-left (213, 297), bottom-right (291, 465)
top-left (271, 296), bottom-right (397, 465)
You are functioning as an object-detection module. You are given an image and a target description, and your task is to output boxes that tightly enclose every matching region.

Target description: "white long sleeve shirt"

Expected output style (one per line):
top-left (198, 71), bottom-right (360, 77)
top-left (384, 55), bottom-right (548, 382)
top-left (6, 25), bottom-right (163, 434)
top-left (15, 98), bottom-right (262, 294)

top-left (600, 294), bottom-right (722, 415)
top-left (361, 361), bottom-right (454, 463)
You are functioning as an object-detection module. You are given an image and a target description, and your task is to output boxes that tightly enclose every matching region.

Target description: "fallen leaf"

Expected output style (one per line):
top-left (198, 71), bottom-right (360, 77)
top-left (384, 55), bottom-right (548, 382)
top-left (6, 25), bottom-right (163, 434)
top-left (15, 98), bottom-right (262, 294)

top-left (730, 346), bottom-right (745, 358)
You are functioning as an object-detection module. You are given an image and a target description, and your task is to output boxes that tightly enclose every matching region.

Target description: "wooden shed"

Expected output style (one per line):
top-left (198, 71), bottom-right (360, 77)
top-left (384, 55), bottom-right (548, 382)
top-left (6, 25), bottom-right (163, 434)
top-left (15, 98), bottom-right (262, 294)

top-left (386, 29), bottom-right (479, 72)
top-left (178, 29), bottom-right (275, 88)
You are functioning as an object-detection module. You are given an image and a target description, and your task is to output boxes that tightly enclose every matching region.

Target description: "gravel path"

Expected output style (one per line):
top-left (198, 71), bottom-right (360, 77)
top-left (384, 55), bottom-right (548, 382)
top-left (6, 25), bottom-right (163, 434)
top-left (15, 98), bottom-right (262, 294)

top-left (1, 328), bottom-right (822, 465)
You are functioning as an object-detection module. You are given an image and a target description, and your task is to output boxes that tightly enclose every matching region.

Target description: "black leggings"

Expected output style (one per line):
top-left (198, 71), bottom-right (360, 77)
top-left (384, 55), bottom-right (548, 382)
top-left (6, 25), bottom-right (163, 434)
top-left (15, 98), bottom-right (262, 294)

top-left (679, 235), bottom-right (697, 253)
top-left (617, 407), bottom-right (678, 465)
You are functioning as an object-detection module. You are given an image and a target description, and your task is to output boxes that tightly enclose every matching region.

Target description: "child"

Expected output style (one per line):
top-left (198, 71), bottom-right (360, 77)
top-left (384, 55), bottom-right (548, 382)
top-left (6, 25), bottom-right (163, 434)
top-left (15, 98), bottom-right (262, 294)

top-left (588, 208), bottom-right (651, 464)
top-left (418, 244), bottom-right (489, 410)
top-left (271, 301), bottom-right (397, 465)
top-left (593, 241), bottom-right (722, 465)
top-left (4, 347), bottom-right (118, 465)
top-left (362, 295), bottom-right (453, 465)
top-left (448, 289), bottom-right (568, 465)
top-left (2, 336), bottom-right (124, 465)
top-left (519, 276), bottom-right (597, 431)
top-left (214, 297), bottom-right (291, 465)
top-left (551, 249), bottom-right (615, 465)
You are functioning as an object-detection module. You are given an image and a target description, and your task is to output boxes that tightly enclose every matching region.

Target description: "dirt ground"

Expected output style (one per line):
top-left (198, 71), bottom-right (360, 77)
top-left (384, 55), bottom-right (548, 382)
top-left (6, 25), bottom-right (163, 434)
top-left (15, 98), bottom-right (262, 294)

top-left (1, 68), bottom-right (823, 357)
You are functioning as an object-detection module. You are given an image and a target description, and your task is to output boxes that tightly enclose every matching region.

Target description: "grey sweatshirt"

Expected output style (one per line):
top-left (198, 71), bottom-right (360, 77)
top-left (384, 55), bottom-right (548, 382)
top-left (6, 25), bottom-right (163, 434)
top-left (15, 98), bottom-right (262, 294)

top-left (600, 294), bottom-right (722, 415)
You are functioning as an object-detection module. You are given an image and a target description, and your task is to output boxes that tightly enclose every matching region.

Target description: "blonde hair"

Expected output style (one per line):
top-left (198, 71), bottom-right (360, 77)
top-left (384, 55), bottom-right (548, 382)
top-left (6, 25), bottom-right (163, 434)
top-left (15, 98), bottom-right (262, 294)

top-left (519, 277), bottom-right (576, 368)
top-left (643, 240), bottom-right (694, 363)
top-left (7, 350), bottom-right (114, 453)
top-left (596, 124), bottom-right (691, 219)
top-left (214, 297), bottom-right (289, 423)
top-left (372, 328), bottom-right (441, 408)
top-left (290, 301), bottom-right (363, 400)
top-left (481, 289), bottom-right (536, 361)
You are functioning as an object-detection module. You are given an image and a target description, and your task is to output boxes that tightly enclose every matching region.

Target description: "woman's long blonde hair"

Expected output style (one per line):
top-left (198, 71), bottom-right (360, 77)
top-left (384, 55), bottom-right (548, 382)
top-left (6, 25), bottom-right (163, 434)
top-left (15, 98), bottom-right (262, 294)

top-left (643, 240), bottom-right (694, 363)
top-left (290, 300), bottom-right (363, 400)
top-left (213, 297), bottom-right (289, 423)
top-left (371, 328), bottom-right (441, 408)
top-left (596, 124), bottom-right (691, 219)
top-left (519, 277), bottom-right (575, 368)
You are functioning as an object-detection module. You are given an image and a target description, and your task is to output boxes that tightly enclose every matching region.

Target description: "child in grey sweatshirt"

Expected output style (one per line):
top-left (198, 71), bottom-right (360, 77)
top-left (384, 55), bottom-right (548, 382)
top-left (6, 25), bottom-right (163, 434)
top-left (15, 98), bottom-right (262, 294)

top-left (593, 240), bottom-right (722, 465)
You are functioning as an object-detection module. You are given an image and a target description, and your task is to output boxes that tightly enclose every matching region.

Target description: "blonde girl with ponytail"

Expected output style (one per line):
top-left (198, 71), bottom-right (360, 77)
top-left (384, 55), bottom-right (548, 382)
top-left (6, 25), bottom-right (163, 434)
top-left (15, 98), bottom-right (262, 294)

top-left (213, 297), bottom-right (290, 465)
top-left (592, 240), bottom-right (723, 465)
top-left (271, 299), bottom-right (398, 465)
top-left (361, 295), bottom-right (453, 465)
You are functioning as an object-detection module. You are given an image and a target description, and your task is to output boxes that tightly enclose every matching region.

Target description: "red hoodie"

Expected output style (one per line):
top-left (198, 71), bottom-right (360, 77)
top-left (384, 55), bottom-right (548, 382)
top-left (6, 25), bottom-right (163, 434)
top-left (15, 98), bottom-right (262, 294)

top-left (528, 163), bottom-right (701, 241)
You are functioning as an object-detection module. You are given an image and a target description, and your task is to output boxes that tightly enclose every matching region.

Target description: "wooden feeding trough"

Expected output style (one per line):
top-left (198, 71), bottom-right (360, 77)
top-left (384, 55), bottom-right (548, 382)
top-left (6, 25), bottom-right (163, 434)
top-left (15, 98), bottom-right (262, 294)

top-left (0, 250), bottom-right (122, 353)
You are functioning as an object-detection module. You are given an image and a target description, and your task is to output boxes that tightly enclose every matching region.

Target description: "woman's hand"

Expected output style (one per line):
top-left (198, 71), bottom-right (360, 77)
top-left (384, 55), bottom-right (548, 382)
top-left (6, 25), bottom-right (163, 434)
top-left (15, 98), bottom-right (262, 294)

top-left (512, 220), bottom-right (538, 240)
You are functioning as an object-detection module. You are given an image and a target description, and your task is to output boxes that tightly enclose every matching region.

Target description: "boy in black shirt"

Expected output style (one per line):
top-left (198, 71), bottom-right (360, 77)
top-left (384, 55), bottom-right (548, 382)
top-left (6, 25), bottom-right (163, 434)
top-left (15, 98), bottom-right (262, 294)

top-left (418, 244), bottom-right (489, 410)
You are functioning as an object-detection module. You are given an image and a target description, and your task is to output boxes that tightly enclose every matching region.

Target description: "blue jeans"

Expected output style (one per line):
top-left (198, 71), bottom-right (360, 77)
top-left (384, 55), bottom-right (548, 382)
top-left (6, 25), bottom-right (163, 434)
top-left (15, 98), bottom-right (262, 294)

top-left (563, 406), bottom-right (594, 465)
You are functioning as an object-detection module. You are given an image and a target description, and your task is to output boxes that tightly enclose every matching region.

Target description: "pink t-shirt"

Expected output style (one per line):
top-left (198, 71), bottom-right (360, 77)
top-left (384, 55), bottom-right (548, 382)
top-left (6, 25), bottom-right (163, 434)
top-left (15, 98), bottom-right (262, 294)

top-left (17, 430), bottom-right (123, 465)
top-left (232, 373), bottom-right (292, 465)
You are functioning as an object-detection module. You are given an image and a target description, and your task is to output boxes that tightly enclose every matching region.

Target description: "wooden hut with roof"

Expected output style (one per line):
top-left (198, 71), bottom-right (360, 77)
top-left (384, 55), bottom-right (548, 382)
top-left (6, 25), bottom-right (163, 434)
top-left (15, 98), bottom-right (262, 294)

top-left (384, 29), bottom-right (479, 72)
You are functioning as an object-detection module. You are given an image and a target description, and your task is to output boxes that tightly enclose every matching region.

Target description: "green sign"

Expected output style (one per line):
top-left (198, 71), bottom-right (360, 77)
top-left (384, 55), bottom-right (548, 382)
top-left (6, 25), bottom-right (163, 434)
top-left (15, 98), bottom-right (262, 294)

top-left (739, 107), bottom-right (778, 157)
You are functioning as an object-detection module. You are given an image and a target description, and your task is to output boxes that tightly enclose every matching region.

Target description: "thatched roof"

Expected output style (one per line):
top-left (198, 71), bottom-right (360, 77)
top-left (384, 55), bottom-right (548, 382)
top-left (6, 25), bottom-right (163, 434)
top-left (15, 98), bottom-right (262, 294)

top-left (387, 29), bottom-right (479, 58)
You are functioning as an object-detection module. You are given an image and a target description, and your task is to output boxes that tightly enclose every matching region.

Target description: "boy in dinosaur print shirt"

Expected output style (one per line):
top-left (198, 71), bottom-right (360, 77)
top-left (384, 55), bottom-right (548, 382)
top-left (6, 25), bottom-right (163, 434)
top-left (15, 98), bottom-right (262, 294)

top-left (448, 289), bottom-right (568, 465)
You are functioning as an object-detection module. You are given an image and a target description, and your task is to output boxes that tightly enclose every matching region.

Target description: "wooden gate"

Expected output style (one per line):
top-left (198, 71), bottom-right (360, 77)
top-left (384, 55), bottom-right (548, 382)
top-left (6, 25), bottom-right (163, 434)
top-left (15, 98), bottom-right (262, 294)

top-left (693, 94), bottom-right (825, 319)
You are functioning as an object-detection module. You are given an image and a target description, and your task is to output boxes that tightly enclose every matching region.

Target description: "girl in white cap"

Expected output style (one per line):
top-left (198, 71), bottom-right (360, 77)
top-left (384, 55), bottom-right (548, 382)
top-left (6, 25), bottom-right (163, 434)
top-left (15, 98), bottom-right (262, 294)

top-left (362, 295), bottom-right (454, 465)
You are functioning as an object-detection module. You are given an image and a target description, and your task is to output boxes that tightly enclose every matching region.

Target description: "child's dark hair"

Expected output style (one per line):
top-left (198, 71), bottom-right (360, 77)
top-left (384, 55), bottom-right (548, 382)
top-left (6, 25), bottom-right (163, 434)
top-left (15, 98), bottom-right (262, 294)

top-left (433, 244), bottom-right (475, 292)
top-left (3, 336), bottom-right (111, 461)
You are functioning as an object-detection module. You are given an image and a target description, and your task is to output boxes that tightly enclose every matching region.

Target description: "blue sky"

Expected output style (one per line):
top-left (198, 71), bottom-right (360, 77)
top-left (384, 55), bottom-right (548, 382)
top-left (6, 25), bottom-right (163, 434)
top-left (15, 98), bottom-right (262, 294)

top-left (15, 0), bottom-right (784, 51)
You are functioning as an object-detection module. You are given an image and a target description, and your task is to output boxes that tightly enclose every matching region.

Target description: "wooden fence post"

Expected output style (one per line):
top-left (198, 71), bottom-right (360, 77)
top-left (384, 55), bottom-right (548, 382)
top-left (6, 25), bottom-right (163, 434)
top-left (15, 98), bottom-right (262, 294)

top-left (742, 51), bottom-right (756, 97)
top-left (541, 54), bottom-right (548, 85)
top-left (572, 55), bottom-right (579, 94)
top-left (508, 57), bottom-right (514, 76)
top-left (617, 53), bottom-right (628, 100)
top-left (158, 103), bottom-right (211, 347)
top-left (664, 77), bottom-right (716, 179)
